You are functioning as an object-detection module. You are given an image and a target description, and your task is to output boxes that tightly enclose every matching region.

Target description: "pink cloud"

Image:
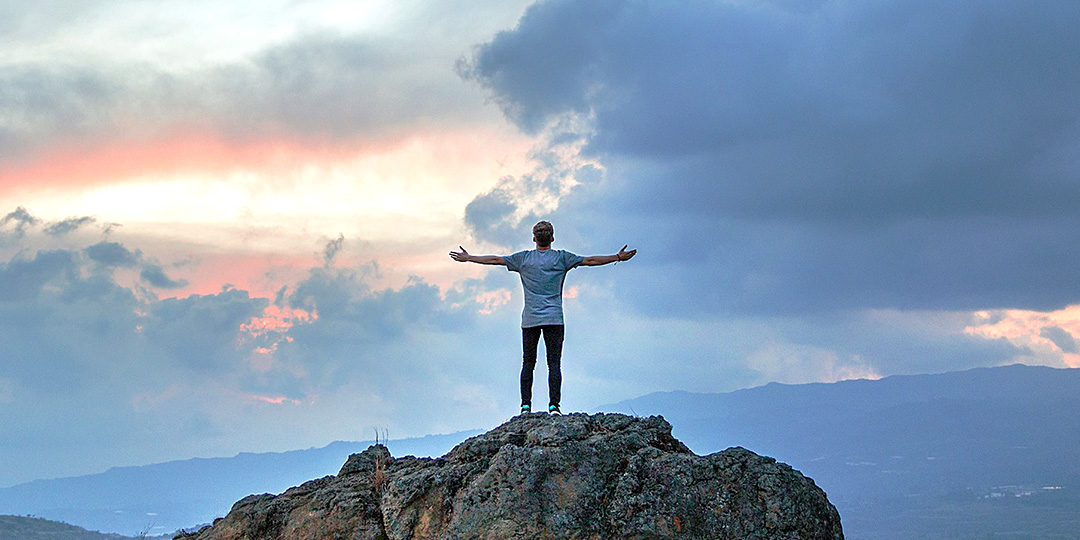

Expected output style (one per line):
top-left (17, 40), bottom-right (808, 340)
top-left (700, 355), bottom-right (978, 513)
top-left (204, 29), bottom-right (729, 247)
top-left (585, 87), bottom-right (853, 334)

top-left (238, 304), bottom-right (318, 373)
top-left (965, 306), bottom-right (1080, 367)
top-left (240, 393), bottom-right (305, 406)
top-left (153, 252), bottom-right (313, 300)
top-left (474, 289), bottom-right (511, 315)
top-left (240, 305), bottom-right (317, 335)
top-left (0, 133), bottom-right (362, 195)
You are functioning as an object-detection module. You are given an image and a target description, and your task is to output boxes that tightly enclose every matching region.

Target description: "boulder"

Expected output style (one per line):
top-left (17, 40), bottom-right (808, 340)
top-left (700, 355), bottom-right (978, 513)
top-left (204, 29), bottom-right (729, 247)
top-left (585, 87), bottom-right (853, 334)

top-left (177, 413), bottom-right (843, 539)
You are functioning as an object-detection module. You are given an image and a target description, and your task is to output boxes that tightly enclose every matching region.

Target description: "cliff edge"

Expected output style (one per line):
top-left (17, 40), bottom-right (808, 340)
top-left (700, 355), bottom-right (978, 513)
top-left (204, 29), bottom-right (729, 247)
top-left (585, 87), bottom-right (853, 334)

top-left (177, 413), bottom-right (843, 539)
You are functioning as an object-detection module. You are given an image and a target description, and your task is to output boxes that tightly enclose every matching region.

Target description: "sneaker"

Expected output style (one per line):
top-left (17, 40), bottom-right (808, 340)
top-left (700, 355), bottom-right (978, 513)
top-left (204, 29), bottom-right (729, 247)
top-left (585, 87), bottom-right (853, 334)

top-left (548, 405), bottom-right (561, 416)
top-left (520, 404), bottom-right (531, 415)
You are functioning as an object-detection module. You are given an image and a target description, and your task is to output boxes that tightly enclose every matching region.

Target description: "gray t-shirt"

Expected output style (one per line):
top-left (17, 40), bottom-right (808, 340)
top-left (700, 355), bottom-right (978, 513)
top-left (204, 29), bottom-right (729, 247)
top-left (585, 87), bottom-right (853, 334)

top-left (504, 248), bottom-right (585, 328)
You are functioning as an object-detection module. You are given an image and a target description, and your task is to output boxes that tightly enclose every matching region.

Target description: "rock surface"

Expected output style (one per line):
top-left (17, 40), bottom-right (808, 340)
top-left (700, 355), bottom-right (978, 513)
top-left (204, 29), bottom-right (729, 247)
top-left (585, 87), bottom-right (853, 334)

top-left (176, 413), bottom-right (843, 540)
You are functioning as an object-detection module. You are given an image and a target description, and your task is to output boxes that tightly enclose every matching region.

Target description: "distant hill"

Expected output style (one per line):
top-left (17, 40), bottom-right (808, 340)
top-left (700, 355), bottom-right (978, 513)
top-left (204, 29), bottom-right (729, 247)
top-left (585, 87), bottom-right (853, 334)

top-left (6, 364), bottom-right (1079, 539)
top-left (0, 514), bottom-right (165, 540)
top-left (601, 363), bottom-right (1080, 540)
top-left (0, 430), bottom-right (479, 536)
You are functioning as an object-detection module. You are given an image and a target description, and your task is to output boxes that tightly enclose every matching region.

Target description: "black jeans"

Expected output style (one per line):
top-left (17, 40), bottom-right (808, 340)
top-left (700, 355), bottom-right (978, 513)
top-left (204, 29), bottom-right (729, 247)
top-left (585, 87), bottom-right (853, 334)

top-left (521, 325), bottom-right (564, 408)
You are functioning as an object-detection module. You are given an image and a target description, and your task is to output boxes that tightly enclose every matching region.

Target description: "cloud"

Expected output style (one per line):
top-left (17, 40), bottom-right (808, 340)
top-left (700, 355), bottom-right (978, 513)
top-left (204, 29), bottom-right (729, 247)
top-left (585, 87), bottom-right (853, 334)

top-left (0, 249), bottom-right (75, 302)
top-left (44, 216), bottom-right (96, 236)
top-left (2, 209), bottom-right (103, 245)
top-left (0, 233), bottom-right (501, 486)
top-left (85, 241), bottom-right (139, 267)
top-left (0, 4), bottom-right (516, 186)
top-left (140, 264), bottom-right (189, 290)
top-left (142, 288), bottom-right (268, 373)
top-left (17, 229), bottom-right (188, 291)
top-left (0, 207), bottom-right (41, 237)
top-left (322, 234), bottom-right (345, 267)
top-left (464, 180), bottom-right (520, 245)
top-left (0, 64), bottom-right (122, 164)
top-left (0, 208), bottom-right (1040, 489)
top-left (1040, 326), bottom-right (1077, 355)
top-left (0, 241), bottom-right (274, 484)
top-left (463, 124), bottom-right (602, 247)
top-left (463, 0), bottom-right (1080, 314)
top-left (963, 307), bottom-right (1080, 367)
top-left (1, 0), bottom-right (1071, 492)
top-left (0, 252), bottom-right (143, 390)
top-left (0, 0), bottom-right (113, 35)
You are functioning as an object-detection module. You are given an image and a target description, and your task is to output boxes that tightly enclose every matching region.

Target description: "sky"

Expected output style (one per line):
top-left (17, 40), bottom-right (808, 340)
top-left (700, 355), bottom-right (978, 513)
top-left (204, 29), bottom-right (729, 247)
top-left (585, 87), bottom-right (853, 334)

top-left (1, 0), bottom-right (1079, 488)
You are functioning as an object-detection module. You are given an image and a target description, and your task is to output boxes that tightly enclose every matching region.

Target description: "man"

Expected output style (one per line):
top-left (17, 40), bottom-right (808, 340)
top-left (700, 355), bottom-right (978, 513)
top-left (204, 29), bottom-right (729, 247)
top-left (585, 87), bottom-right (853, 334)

top-left (449, 220), bottom-right (636, 416)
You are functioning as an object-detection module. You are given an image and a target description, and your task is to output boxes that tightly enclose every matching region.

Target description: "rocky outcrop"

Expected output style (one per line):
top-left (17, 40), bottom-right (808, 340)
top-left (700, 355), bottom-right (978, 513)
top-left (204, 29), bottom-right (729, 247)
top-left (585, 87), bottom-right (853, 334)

top-left (177, 413), bottom-right (843, 540)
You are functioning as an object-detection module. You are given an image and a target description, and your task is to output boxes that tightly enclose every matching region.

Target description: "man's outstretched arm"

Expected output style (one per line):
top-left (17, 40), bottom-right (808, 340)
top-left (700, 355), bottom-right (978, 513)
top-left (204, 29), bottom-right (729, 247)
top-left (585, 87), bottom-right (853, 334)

top-left (449, 246), bottom-right (506, 266)
top-left (581, 245), bottom-right (637, 266)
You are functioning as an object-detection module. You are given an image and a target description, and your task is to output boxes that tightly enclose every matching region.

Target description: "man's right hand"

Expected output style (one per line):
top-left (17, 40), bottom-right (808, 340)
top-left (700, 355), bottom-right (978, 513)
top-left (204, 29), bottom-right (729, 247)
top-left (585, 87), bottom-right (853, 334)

top-left (449, 246), bottom-right (471, 263)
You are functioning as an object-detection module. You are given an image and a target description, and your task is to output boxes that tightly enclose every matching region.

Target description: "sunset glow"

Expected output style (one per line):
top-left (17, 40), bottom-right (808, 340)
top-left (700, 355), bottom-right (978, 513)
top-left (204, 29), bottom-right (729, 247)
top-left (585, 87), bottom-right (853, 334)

top-left (2, 0), bottom-right (1078, 499)
top-left (10, 129), bottom-right (532, 241)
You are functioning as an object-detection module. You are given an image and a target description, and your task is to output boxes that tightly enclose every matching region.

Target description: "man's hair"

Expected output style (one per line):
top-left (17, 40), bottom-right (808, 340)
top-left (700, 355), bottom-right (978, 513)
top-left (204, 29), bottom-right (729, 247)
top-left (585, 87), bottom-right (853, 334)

top-left (532, 221), bottom-right (554, 248)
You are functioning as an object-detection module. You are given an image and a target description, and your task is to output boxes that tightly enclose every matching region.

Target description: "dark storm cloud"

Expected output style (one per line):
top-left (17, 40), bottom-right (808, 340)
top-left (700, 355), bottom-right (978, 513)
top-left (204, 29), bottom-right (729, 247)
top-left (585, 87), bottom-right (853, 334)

top-left (579, 201), bottom-right (1080, 315)
top-left (464, 0), bottom-right (1080, 313)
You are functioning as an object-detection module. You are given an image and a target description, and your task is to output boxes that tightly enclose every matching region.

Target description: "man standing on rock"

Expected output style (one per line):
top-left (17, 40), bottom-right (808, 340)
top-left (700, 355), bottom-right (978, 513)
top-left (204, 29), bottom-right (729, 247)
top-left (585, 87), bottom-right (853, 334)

top-left (450, 220), bottom-right (636, 416)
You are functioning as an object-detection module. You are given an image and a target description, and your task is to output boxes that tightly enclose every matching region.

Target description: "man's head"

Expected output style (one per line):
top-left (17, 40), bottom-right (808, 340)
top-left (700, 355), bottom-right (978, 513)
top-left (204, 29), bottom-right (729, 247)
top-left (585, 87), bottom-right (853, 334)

top-left (532, 221), bottom-right (554, 248)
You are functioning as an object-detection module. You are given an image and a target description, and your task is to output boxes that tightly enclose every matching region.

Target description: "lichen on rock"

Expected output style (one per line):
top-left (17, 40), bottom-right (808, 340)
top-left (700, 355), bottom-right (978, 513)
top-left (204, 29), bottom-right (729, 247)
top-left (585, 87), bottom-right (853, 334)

top-left (177, 413), bottom-right (843, 540)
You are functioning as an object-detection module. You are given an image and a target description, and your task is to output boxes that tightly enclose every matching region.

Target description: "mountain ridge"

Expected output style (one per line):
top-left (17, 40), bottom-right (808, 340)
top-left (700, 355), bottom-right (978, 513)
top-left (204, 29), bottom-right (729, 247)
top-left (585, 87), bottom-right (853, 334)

top-left (4, 363), bottom-right (1078, 539)
top-left (0, 431), bottom-right (481, 535)
top-left (0, 514), bottom-right (172, 540)
top-left (602, 363), bottom-right (1080, 540)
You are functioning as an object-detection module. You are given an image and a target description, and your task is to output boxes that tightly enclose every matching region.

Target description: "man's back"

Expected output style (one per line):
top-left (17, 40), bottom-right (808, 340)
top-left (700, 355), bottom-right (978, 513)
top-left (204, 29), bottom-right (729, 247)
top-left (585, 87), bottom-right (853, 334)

top-left (504, 248), bottom-right (584, 328)
top-left (448, 220), bottom-right (635, 415)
